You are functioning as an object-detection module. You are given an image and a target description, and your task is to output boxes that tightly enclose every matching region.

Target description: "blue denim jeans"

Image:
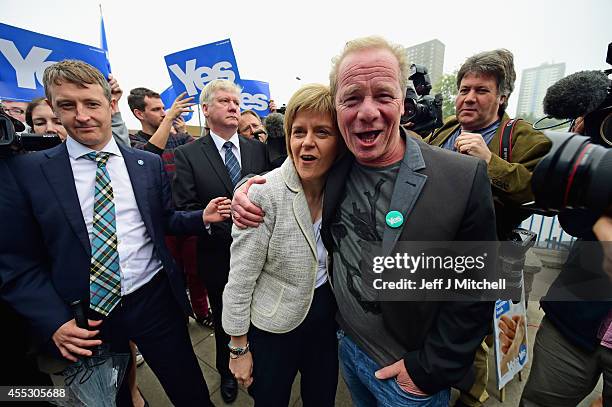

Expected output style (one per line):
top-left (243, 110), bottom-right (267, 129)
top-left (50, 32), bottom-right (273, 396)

top-left (337, 330), bottom-right (450, 407)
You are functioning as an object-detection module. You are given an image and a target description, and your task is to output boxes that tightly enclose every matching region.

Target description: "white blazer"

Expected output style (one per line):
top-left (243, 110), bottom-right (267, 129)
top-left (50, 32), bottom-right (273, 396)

top-left (222, 158), bottom-right (325, 335)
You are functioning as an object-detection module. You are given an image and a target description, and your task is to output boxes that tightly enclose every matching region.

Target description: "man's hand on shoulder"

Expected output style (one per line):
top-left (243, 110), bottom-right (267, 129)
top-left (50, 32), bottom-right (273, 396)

top-left (231, 176), bottom-right (267, 229)
top-left (52, 319), bottom-right (103, 362)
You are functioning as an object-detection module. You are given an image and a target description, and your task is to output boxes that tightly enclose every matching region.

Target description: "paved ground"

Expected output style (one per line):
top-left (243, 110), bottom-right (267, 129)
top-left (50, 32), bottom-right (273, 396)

top-left (137, 264), bottom-right (603, 406)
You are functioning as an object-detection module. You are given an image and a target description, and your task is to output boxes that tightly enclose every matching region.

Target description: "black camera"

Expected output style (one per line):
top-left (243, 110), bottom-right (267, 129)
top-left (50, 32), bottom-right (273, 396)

top-left (401, 64), bottom-right (444, 136)
top-left (531, 43), bottom-right (612, 213)
top-left (0, 106), bottom-right (61, 158)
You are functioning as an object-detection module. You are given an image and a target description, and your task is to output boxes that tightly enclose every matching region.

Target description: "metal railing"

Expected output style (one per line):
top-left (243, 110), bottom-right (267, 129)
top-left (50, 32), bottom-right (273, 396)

top-left (520, 214), bottom-right (575, 250)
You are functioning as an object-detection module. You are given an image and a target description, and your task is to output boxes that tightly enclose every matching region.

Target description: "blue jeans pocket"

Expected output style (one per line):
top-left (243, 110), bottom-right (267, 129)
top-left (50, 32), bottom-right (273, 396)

top-left (391, 378), bottom-right (432, 401)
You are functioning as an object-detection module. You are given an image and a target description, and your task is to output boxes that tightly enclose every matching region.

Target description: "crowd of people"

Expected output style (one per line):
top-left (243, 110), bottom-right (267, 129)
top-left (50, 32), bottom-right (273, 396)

top-left (0, 34), bottom-right (610, 407)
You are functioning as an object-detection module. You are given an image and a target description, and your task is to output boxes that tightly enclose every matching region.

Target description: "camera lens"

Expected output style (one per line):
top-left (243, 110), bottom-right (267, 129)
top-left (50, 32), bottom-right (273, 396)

top-left (532, 131), bottom-right (612, 212)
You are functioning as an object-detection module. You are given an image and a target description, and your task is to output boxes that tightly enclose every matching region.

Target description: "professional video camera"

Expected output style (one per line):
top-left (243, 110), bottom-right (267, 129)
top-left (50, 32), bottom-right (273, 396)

top-left (531, 42), bottom-right (612, 213)
top-left (0, 106), bottom-right (61, 158)
top-left (400, 64), bottom-right (444, 136)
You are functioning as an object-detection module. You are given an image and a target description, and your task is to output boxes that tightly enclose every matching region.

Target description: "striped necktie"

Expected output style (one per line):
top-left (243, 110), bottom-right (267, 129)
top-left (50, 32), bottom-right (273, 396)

top-left (84, 151), bottom-right (121, 316)
top-left (223, 141), bottom-right (241, 186)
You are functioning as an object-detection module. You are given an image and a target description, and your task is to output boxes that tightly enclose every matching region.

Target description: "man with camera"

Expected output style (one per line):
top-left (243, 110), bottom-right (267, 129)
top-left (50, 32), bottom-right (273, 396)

top-left (427, 49), bottom-right (551, 237)
top-left (520, 111), bottom-right (612, 405)
top-left (425, 49), bottom-right (551, 407)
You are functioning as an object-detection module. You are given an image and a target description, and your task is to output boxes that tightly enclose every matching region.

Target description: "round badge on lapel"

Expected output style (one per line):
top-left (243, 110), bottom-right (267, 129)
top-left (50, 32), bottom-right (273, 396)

top-left (137, 159), bottom-right (144, 166)
top-left (385, 211), bottom-right (404, 228)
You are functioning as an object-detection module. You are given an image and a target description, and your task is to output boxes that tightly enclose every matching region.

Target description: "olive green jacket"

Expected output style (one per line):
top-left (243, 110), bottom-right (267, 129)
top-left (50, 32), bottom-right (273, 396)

top-left (426, 113), bottom-right (551, 205)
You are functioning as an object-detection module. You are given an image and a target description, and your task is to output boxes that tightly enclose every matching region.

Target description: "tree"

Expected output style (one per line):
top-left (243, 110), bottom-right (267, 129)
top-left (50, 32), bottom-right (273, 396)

top-left (432, 72), bottom-right (458, 121)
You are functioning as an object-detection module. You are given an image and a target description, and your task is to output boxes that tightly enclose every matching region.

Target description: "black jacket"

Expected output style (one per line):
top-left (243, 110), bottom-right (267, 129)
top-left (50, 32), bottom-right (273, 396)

top-left (541, 210), bottom-right (612, 351)
top-left (321, 133), bottom-right (497, 394)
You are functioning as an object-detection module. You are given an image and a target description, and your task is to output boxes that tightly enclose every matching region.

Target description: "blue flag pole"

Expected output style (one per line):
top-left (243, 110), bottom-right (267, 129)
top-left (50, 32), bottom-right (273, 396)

top-left (99, 4), bottom-right (111, 72)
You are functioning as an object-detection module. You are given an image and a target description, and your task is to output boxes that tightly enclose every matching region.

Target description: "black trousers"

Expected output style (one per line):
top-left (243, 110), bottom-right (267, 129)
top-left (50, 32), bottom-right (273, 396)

top-left (199, 248), bottom-right (232, 379)
top-left (90, 272), bottom-right (213, 407)
top-left (248, 283), bottom-right (339, 407)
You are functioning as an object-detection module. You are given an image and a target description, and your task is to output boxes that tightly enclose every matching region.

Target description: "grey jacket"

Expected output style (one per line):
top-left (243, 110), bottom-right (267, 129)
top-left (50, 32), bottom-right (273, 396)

top-left (222, 158), bottom-right (323, 335)
top-left (111, 112), bottom-right (130, 147)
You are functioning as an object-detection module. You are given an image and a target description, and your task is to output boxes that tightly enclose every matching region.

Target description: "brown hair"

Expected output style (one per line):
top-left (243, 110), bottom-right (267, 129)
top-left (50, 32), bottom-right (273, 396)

top-left (43, 59), bottom-right (111, 102)
top-left (25, 97), bottom-right (48, 128)
top-left (456, 49), bottom-right (516, 115)
top-left (128, 87), bottom-right (162, 113)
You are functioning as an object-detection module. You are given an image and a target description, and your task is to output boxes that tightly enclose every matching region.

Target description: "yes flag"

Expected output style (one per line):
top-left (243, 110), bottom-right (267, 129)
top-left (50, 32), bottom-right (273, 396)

top-left (164, 39), bottom-right (241, 104)
top-left (239, 79), bottom-right (271, 118)
top-left (0, 23), bottom-right (110, 102)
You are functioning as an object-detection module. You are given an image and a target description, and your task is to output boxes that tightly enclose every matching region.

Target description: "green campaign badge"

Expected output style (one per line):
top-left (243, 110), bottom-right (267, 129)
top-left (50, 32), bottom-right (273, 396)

top-left (385, 211), bottom-right (404, 228)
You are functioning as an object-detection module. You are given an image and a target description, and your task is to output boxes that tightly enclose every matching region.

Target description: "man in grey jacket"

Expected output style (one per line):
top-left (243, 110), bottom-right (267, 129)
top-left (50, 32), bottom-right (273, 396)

top-left (233, 36), bottom-right (496, 406)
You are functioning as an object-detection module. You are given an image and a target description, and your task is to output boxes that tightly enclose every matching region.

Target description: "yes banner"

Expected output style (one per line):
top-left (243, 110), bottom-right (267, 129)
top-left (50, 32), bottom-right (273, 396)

top-left (239, 79), bottom-right (270, 118)
top-left (164, 39), bottom-right (240, 104)
top-left (0, 23), bottom-right (110, 102)
top-left (160, 85), bottom-right (194, 122)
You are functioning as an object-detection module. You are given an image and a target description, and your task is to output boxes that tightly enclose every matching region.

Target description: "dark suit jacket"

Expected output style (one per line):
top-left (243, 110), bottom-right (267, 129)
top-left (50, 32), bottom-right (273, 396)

top-left (322, 132), bottom-right (497, 394)
top-left (173, 134), bottom-right (269, 282)
top-left (1, 142), bottom-right (204, 348)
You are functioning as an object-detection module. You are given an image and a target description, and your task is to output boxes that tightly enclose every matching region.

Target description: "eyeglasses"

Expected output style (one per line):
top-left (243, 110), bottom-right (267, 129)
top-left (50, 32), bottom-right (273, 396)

top-left (5, 108), bottom-right (25, 115)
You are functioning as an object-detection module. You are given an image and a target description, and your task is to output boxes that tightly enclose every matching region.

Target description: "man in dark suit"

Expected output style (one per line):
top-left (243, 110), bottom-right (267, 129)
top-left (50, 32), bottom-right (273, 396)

top-left (1, 60), bottom-right (219, 406)
top-left (173, 79), bottom-right (269, 403)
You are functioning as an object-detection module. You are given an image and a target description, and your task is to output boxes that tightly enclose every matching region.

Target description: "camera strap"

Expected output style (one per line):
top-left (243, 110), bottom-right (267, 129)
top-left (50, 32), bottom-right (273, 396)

top-left (499, 118), bottom-right (522, 162)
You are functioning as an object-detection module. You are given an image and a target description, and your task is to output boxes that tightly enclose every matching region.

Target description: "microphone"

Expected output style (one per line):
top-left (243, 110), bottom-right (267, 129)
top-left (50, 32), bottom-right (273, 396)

top-left (252, 129), bottom-right (266, 142)
top-left (543, 70), bottom-right (610, 119)
top-left (264, 113), bottom-right (285, 139)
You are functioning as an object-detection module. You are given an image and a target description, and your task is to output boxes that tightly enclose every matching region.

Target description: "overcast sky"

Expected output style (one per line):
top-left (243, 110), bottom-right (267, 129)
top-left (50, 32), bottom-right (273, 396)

top-left (2, 0), bottom-right (610, 129)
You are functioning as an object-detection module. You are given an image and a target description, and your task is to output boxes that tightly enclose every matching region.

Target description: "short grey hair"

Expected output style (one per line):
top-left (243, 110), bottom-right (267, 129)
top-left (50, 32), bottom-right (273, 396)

top-left (199, 79), bottom-right (242, 105)
top-left (457, 49), bottom-right (516, 115)
top-left (329, 36), bottom-right (409, 100)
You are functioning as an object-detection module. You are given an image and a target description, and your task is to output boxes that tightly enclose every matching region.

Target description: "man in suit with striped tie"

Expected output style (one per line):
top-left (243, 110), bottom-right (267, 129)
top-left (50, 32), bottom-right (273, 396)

top-left (2, 60), bottom-right (219, 406)
top-left (173, 79), bottom-right (269, 404)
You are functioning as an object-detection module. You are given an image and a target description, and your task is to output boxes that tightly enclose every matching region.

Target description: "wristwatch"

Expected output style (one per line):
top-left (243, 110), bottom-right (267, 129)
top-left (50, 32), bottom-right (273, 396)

top-left (228, 341), bottom-right (250, 357)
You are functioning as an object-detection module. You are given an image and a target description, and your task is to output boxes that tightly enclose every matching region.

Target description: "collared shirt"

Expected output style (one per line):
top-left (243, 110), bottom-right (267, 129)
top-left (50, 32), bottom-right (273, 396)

top-left (313, 218), bottom-right (328, 288)
top-left (202, 131), bottom-right (241, 233)
top-left (66, 136), bottom-right (163, 296)
top-left (441, 119), bottom-right (501, 151)
top-left (209, 131), bottom-right (242, 166)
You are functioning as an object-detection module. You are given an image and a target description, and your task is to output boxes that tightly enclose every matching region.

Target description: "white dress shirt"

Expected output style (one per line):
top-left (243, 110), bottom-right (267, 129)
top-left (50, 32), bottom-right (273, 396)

top-left (205, 131), bottom-right (242, 232)
top-left (210, 131), bottom-right (242, 166)
top-left (313, 218), bottom-right (329, 288)
top-left (66, 136), bottom-right (163, 296)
